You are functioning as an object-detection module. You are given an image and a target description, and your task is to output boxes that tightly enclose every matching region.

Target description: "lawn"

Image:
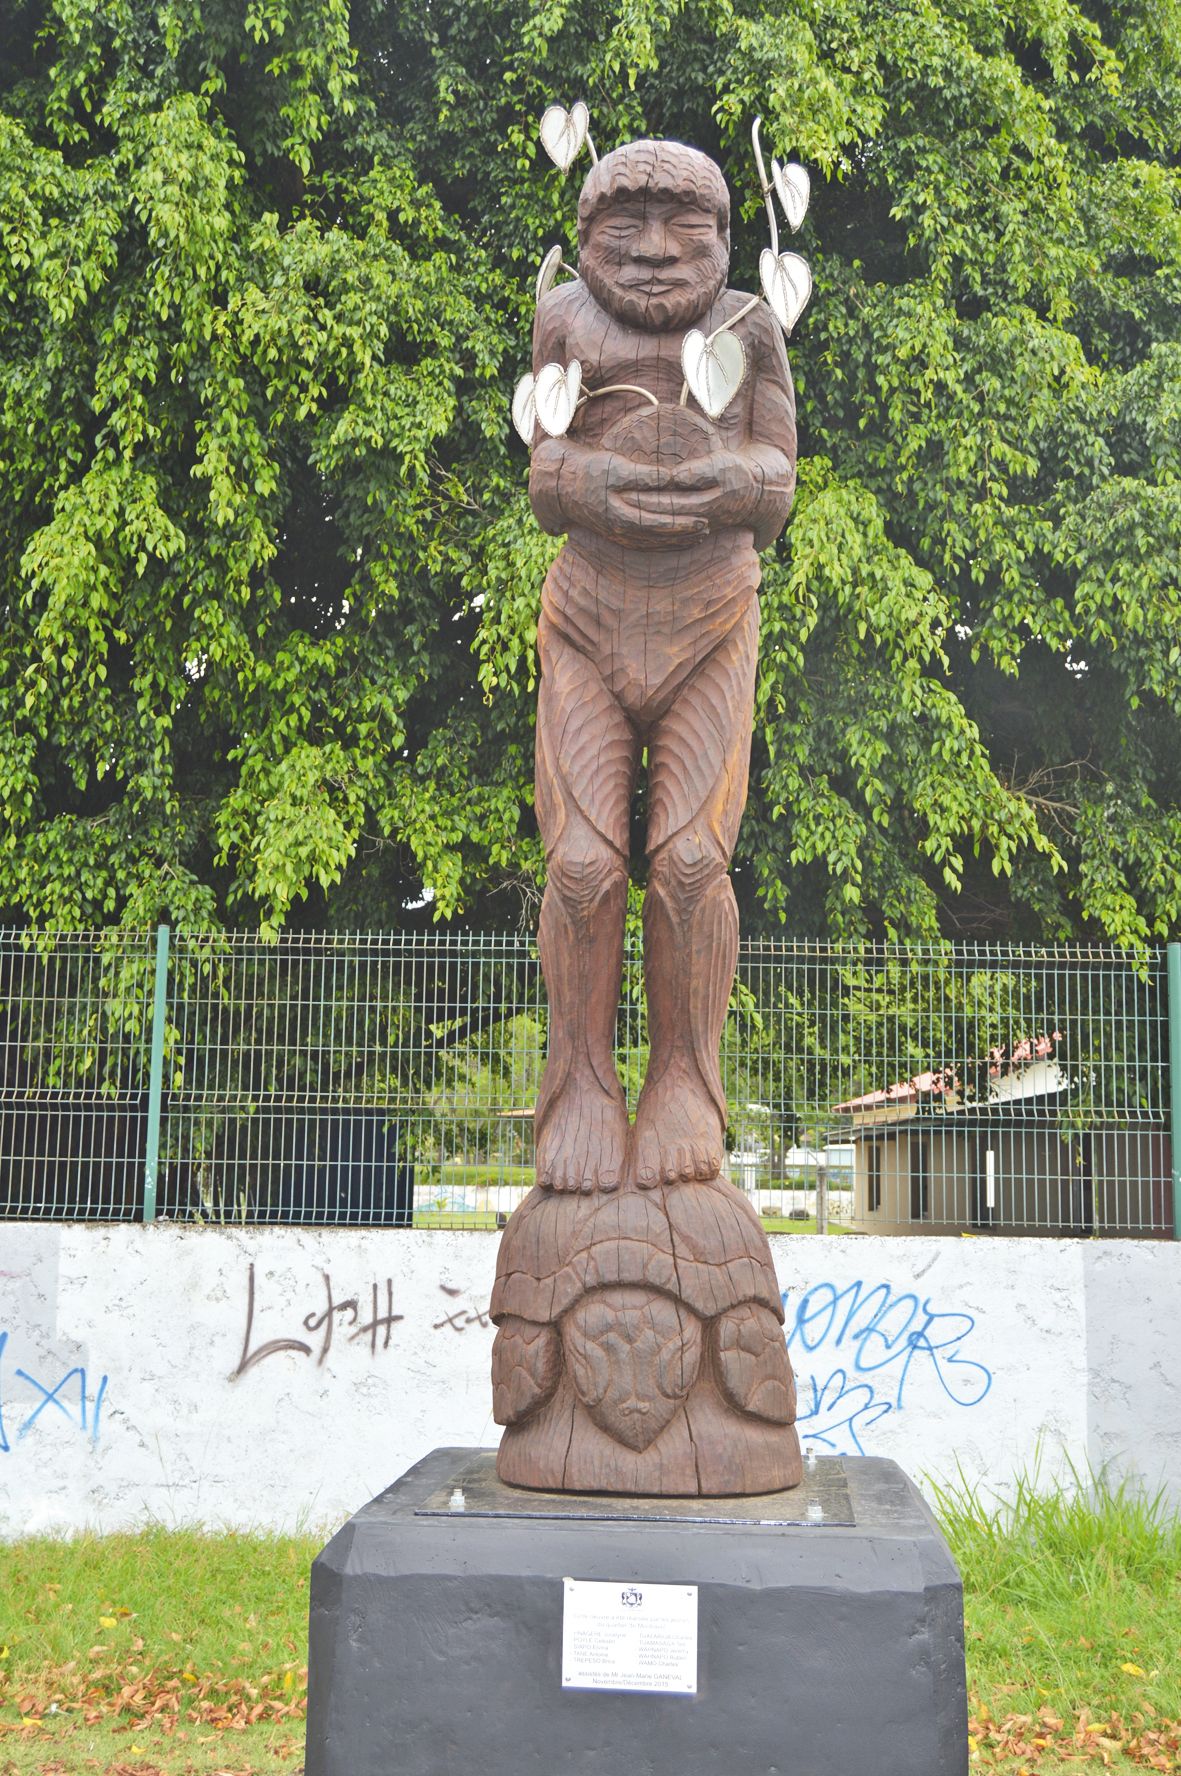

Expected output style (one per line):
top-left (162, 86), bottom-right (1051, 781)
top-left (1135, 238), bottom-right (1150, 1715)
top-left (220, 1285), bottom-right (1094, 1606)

top-left (0, 1472), bottom-right (1176, 1774)
top-left (413, 1209), bottom-right (856, 1231)
top-left (415, 1161), bottom-right (856, 1232)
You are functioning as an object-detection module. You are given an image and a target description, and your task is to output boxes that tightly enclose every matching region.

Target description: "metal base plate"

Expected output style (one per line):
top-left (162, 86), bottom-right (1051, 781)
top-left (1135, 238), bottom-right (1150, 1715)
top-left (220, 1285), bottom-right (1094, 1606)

top-left (414, 1449), bottom-right (854, 1526)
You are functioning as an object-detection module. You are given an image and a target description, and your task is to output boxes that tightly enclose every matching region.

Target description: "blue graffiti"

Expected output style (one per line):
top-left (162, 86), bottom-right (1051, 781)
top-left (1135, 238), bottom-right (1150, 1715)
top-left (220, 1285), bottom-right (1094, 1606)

top-left (0, 1329), bottom-right (108, 1454)
top-left (783, 1280), bottom-right (992, 1455)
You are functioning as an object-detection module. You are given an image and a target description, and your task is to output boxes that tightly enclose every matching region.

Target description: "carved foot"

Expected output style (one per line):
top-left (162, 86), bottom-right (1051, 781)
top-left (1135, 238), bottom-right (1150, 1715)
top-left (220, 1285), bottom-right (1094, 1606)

top-left (535, 1073), bottom-right (628, 1193)
top-left (631, 1067), bottom-right (723, 1187)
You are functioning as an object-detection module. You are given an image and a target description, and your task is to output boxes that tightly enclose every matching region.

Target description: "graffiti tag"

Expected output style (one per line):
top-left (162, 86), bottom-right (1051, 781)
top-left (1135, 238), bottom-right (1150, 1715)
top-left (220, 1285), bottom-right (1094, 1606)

top-left (232, 1263), bottom-right (405, 1377)
top-left (0, 1329), bottom-right (108, 1453)
top-left (783, 1278), bottom-right (993, 1455)
top-left (432, 1283), bottom-right (490, 1333)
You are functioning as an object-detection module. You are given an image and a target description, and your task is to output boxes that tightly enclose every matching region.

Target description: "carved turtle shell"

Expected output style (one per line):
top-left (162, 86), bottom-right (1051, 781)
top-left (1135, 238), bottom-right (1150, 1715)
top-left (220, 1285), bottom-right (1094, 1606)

top-left (491, 1177), bottom-right (783, 1327)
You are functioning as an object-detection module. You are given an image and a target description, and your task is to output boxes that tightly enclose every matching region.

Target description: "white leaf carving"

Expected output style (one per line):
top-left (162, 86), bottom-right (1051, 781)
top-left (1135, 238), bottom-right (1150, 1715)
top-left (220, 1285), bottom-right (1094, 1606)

top-left (535, 244), bottom-right (564, 301)
top-left (511, 372), bottom-right (537, 445)
top-left (771, 159), bottom-right (810, 233)
top-left (533, 360), bottom-right (583, 437)
top-left (539, 102), bottom-right (590, 174)
top-left (681, 328), bottom-right (747, 419)
top-left (759, 248), bottom-right (813, 336)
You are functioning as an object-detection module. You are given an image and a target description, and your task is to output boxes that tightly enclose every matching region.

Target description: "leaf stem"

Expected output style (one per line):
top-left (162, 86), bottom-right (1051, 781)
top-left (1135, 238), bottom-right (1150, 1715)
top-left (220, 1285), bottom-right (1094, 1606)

top-left (708, 293), bottom-right (761, 345)
top-left (752, 117), bottom-right (780, 256)
top-left (577, 382), bottom-right (660, 409)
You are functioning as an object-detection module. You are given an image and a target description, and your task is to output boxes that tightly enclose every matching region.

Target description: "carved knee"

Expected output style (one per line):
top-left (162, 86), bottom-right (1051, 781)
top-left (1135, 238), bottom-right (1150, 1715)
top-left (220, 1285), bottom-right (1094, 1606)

top-left (648, 828), bottom-right (728, 909)
top-left (546, 834), bottom-right (627, 922)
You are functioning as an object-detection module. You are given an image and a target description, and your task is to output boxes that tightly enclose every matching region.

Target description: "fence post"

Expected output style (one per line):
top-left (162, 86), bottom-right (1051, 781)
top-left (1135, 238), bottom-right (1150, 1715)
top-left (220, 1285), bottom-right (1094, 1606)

top-left (1170, 943), bottom-right (1181, 1241)
top-left (143, 923), bottom-right (170, 1223)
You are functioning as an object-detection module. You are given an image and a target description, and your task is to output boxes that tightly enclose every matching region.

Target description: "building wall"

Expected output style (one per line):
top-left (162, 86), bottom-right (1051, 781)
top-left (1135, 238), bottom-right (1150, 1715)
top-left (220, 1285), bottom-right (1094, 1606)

top-left (849, 1122), bottom-right (1171, 1238)
top-left (1, 1223), bottom-right (1178, 1536)
top-left (1090, 1130), bottom-right (1172, 1236)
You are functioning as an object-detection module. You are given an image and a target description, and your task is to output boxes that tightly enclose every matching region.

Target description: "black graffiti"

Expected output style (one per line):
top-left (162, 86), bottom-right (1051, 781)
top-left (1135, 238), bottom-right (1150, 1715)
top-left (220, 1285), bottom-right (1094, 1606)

top-left (302, 1272), bottom-right (360, 1365)
top-left (432, 1283), bottom-right (490, 1333)
top-left (232, 1263), bottom-right (404, 1377)
top-left (350, 1280), bottom-right (402, 1355)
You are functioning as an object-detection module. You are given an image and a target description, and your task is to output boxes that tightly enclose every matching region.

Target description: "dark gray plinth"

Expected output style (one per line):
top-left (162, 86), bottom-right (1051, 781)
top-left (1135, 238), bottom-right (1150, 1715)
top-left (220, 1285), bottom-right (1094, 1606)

top-left (306, 1447), bottom-right (967, 1776)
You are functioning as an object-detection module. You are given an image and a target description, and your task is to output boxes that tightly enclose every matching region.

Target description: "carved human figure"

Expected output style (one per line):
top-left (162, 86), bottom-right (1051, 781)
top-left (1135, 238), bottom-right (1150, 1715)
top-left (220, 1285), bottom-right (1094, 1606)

top-left (491, 137), bottom-right (802, 1495)
top-left (529, 139), bottom-right (797, 1193)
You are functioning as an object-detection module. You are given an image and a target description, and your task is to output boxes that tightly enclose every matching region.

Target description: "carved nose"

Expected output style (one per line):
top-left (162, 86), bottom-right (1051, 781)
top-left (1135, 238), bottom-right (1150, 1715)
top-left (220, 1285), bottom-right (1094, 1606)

top-left (632, 228), bottom-right (673, 264)
top-left (620, 1398), bottom-right (650, 1415)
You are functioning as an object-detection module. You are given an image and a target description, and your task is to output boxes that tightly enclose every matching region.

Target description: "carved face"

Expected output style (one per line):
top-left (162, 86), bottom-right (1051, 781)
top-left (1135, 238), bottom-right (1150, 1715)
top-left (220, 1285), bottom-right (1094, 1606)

top-left (562, 1287), bottom-right (702, 1453)
top-left (580, 193), bottom-right (728, 333)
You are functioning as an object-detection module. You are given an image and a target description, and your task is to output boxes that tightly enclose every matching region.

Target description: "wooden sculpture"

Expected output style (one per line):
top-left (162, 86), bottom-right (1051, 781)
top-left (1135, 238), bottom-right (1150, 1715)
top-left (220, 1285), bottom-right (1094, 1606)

top-left (492, 131), bottom-right (810, 1495)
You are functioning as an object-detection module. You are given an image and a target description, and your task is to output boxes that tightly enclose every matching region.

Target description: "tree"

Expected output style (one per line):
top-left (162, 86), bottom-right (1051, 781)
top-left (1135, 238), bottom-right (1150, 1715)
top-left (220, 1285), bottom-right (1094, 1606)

top-left (1, 0), bottom-right (1179, 942)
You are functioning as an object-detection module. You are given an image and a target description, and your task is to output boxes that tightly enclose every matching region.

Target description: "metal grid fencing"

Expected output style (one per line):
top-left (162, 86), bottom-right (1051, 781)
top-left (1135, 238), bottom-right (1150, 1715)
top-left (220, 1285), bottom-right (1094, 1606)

top-left (0, 929), bottom-right (158, 1219)
top-left (725, 942), bottom-right (1174, 1239)
top-left (1, 928), bottom-right (1177, 1236)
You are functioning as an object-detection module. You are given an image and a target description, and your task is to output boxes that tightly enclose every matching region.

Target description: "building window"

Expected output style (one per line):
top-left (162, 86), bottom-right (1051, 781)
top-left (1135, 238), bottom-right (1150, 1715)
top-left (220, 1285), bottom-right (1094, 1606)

top-left (868, 1142), bottom-right (881, 1212)
top-left (910, 1137), bottom-right (929, 1221)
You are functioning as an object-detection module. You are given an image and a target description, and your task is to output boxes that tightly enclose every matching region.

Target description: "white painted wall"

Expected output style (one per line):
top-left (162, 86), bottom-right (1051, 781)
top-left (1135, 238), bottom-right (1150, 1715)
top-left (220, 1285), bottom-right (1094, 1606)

top-left (1, 1224), bottom-right (1177, 1537)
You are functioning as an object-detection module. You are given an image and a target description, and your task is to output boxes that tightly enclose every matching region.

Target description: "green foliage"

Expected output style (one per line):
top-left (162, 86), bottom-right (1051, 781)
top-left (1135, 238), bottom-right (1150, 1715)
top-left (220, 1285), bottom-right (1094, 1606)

top-left (934, 1461), bottom-right (1181, 1730)
top-left (1, 0), bottom-right (1180, 939)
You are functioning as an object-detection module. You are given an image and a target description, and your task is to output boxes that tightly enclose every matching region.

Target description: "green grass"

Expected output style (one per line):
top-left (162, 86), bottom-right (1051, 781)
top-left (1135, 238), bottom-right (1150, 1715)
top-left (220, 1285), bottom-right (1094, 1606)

top-left (1, 1468), bottom-right (1177, 1773)
top-left (760, 1214), bottom-right (856, 1234)
top-left (414, 1208), bottom-right (505, 1229)
top-left (413, 1209), bottom-right (856, 1231)
top-left (933, 1464), bottom-right (1181, 1767)
top-left (413, 1163), bottom-right (856, 1232)
top-left (419, 1160), bottom-right (535, 1192)
top-left (0, 1527), bottom-right (320, 1774)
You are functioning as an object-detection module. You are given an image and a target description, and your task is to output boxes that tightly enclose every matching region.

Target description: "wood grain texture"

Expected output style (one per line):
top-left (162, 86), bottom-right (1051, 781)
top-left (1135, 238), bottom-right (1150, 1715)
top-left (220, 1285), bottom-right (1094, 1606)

top-left (493, 139), bottom-right (801, 1494)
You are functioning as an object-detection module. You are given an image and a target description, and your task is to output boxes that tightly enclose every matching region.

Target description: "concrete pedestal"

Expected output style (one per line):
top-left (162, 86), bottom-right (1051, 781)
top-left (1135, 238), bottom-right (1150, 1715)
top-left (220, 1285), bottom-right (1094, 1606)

top-left (305, 1447), bottom-right (968, 1776)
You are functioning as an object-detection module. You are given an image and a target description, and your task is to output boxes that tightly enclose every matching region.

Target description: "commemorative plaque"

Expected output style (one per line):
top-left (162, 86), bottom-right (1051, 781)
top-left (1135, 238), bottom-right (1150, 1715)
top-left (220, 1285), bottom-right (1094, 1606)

top-left (561, 1577), bottom-right (698, 1694)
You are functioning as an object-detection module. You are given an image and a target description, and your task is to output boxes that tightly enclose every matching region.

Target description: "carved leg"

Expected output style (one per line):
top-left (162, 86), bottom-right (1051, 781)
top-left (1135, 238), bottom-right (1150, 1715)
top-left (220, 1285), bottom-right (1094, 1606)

top-left (632, 601), bottom-right (758, 1189)
top-left (534, 618), bottom-right (639, 1193)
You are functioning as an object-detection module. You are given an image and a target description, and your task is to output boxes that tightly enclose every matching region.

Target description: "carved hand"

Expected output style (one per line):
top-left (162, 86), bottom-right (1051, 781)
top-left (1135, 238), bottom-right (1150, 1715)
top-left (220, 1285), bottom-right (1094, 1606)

top-left (530, 440), bottom-right (708, 542)
top-left (658, 451), bottom-right (763, 530)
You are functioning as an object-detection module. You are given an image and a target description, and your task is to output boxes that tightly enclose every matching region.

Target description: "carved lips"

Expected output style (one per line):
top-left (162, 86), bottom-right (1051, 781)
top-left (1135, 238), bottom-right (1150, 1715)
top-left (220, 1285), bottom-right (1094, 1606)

top-left (680, 327), bottom-right (747, 420)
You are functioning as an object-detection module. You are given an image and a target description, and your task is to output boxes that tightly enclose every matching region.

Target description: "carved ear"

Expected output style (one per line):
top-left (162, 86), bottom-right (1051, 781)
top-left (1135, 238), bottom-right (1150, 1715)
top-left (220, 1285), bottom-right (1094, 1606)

top-left (656, 1313), bottom-right (702, 1401)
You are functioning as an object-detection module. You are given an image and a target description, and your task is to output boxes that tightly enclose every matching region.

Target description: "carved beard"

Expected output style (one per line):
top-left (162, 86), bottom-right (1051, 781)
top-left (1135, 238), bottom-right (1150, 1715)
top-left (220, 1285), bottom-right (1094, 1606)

top-left (579, 237), bottom-right (729, 333)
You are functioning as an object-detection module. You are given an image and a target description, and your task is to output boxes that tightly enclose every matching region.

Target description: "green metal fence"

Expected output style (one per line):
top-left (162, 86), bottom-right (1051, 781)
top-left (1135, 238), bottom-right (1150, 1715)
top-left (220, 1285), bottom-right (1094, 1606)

top-left (1, 928), bottom-right (1177, 1237)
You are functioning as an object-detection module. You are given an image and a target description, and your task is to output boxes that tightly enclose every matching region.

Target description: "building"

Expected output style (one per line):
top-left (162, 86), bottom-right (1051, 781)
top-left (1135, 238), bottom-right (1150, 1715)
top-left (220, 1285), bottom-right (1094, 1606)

top-left (834, 1052), bottom-right (1172, 1238)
